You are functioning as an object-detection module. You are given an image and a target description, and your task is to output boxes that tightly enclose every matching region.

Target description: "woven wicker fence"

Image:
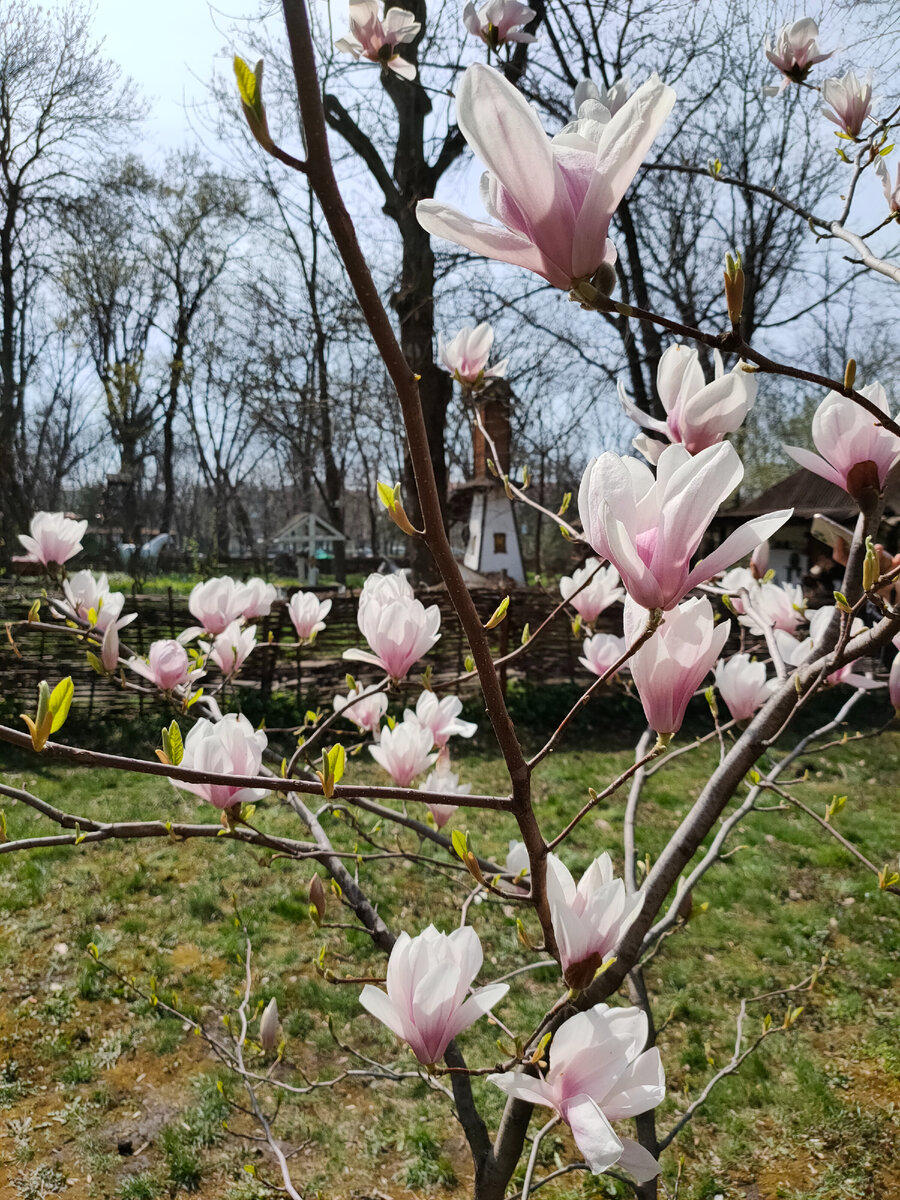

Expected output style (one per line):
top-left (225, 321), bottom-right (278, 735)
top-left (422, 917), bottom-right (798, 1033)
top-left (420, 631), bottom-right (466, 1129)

top-left (0, 584), bottom-right (616, 718)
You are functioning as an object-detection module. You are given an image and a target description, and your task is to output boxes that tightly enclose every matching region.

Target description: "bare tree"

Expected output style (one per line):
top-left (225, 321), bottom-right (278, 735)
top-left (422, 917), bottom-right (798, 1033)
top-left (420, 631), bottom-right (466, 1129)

top-left (0, 0), bottom-right (136, 556)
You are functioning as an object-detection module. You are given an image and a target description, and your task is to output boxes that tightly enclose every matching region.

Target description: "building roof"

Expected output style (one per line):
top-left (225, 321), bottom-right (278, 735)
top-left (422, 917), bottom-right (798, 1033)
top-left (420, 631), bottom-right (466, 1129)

top-left (729, 468), bottom-right (900, 520)
top-left (271, 512), bottom-right (346, 544)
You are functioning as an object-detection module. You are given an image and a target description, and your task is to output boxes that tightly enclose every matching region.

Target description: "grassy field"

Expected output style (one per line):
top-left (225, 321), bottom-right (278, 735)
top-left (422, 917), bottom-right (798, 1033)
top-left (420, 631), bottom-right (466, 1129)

top-left (0, 705), bottom-right (898, 1200)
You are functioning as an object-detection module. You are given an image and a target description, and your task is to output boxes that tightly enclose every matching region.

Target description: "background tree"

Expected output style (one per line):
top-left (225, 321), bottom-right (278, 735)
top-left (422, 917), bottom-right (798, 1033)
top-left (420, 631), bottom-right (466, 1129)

top-left (0, 0), bottom-right (136, 558)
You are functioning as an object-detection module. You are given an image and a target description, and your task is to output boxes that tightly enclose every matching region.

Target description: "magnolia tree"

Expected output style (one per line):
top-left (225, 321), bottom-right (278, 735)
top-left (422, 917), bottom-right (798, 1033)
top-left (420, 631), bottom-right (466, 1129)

top-left (4, 5), bottom-right (900, 1198)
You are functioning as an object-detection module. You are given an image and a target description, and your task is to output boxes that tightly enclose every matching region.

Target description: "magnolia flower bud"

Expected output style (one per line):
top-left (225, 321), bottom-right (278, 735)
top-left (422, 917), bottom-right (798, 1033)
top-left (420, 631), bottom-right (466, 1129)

top-left (259, 997), bottom-right (281, 1052)
top-left (309, 873), bottom-right (326, 924)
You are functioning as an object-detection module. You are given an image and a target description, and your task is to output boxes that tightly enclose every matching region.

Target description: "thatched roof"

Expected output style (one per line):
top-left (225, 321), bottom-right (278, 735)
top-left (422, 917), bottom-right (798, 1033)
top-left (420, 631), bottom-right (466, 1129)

top-left (730, 468), bottom-right (900, 520)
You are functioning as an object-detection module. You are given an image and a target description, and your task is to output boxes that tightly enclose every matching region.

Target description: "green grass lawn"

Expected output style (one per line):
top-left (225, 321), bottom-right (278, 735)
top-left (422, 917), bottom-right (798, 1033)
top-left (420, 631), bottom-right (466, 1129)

top-left (0, 708), bottom-right (898, 1199)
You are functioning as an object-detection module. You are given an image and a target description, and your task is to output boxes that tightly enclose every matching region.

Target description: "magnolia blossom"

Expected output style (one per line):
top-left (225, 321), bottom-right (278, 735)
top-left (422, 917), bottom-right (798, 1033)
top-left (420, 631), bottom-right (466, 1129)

top-left (765, 18), bottom-right (834, 93)
top-left (62, 570), bottom-right (133, 632)
top-left (345, 574), bottom-right (441, 680)
top-left (579, 632), bottom-right (627, 678)
top-left (241, 577), bottom-right (278, 619)
top-left (625, 597), bottom-right (730, 737)
top-left (890, 635), bottom-right (900, 713)
top-left (404, 691), bottom-right (477, 746)
top-left (822, 70), bottom-right (872, 138)
top-left (369, 720), bottom-right (437, 787)
top-left (546, 853), bottom-right (644, 990)
top-left (750, 540), bottom-right (770, 580)
top-left (489, 1004), bottom-right (665, 1182)
top-left (360, 925), bottom-right (508, 1065)
top-left (876, 157), bottom-right (900, 213)
top-left (776, 605), bottom-right (872, 687)
top-left (174, 714), bottom-right (268, 810)
top-left (718, 566), bottom-right (755, 614)
top-left (18, 511), bottom-right (87, 567)
top-left (574, 75), bottom-right (631, 117)
top-left (774, 606), bottom-right (877, 688)
top-left (417, 64), bottom-right (675, 291)
top-left (560, 559), bottom-right (624, 623)
top-left (438, 323), bottom-right (508, 386)
top-left (188, 577), bottom-right (247, 635)
top-left (621, 344), bottom-right (757, 463)
top-left (100, 623), bottom-right (120, 673)
top-left (288, 591), bottom-right (332, 641)
top-left (418, 760), bottom-right (472, 828)
top-left (579, 441), bottom-right (791, 611)
top-left (335, 0), bottom-right (420, 80)
top-left (201, 621), bottom-right (257, 676)
top-left (463, 0), bottom-right (536, 48)
top-left (333, 686), bottom-right (389, 735)
top-left (784, 383), bottom-right (900, 500)
top-left (741, 580), bottom-right (806, 635)
top-left (714, 654), bottom-right (775, 722)
top-left (129, 639), bottom-right (198, 692)
top-left (506, 840), bottom-right (530, 882)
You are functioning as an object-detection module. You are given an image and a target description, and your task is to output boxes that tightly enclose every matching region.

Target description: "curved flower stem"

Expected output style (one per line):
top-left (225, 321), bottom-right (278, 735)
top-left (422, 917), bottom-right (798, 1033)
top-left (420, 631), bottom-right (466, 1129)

top-left (528, 611), bottom-right (660, 771)
top-left (521, 1115), bottom-right (560, 1200)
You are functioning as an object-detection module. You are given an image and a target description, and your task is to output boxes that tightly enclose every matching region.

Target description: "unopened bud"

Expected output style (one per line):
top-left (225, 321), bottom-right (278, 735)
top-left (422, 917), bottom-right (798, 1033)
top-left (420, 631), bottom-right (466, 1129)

top-left (723, 252), bottom-right (745, 327)
top-left (863, 537), bottom-right (880, 592)
top-left (259, 996), bottom-right (281, 1052)
top-left (309, 873), bottom-right (326, 924)
top-left (843, 358), bottom-right (857, 391)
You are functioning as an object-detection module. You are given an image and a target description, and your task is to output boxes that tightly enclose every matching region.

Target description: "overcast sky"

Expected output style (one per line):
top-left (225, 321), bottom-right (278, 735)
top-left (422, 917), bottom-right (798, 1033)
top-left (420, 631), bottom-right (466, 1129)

top-left (81, 0), bottom-right (341, 150)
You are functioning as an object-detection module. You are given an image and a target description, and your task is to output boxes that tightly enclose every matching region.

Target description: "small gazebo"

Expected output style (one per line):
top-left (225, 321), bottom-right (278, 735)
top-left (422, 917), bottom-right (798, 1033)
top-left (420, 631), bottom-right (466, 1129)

top-left (270, 512), bottom-right (346, 584)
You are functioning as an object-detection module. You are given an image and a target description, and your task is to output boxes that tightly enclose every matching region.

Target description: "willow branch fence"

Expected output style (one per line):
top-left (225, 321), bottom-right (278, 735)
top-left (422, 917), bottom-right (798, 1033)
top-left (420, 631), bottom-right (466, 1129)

top-left (0, 584), bottom-right (611, 720)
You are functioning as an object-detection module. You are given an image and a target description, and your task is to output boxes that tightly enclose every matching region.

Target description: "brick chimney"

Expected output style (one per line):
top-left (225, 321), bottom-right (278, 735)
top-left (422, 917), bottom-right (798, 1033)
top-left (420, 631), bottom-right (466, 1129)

top-left (472, 378), bottom-right (512, 480)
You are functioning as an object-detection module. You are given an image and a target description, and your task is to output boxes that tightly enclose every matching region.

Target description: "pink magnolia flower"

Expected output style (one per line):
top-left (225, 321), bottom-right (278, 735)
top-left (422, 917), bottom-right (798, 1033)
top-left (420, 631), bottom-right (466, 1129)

top-left (438, 322), bottom-right (508, 386)
top-left (404, 691), bottom-right (477, 747)
top-left (546, 853), bottom-right (644, 990)
top-left (784, 382), bottom-right (900, 501)
top-left (505, 840), bottom-right (530, 887)
top-left (418, 758), bottom-right (472, 828)
top-left (774, 606), bottom-right (874, 688)
top-left (621, 344), bottom-right (757, 463)
top-left (579, 442), bottom-right (791, 611)
top-left (463, 0), bottom-right (536, 49)
top-left (129, 639), bottom-right (199, 692)
top-left (100, 623), bottom-right (120, 673)
top-left (173, 713), bottom-right (268, 810)
top-left (740, 580), bottom-right (806, 635)
top-left (574, 75), bottom-right (632, 118)
top-left (18, 511), bottom-right (87, 567)
top-left (369, 721), bottom-right (437, 787)
top-left (625, 596), bottom-right (730, 737)
top-left (360, 925), bottom-right (508, 1065)
top-left (750, 540), bottom-right (770, 580)
top-left (201, 621), bottom-right (257, 676)
top-left (288, 591), bottom-right (332, 641)
top-left (876, 157), bottom-right (900, 213)
top-left (714, 654), bottom-right (775, 722)
top-left (560, 559), bottom-right (624, 623)
top-left (241, 577), bottom-right (278, 619)
top-left (579, 632), bottom-right (627, 678)
top-left (718, 566), bottom-right (755, 614)
top-left (822, 70), bottom-right (872, 138)
top-left (345, 574), bottom-right (441, 680)
top-left (416, 64), bottom-right (675, 290)
top-left (62, 570), bottom-right (133, 632)
top-left (333, 686), bottom-right (389, 735)
top-left (889, 635), bottom-right (900, 713)
top-left (189, 577), bottom-right (247, 635)
top-left (765, 18), bottom-right (834, 93)
top-left (335, 0), bottom-right (419, 80)
top-left (488, 1004), bottom-right (665, 1182)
